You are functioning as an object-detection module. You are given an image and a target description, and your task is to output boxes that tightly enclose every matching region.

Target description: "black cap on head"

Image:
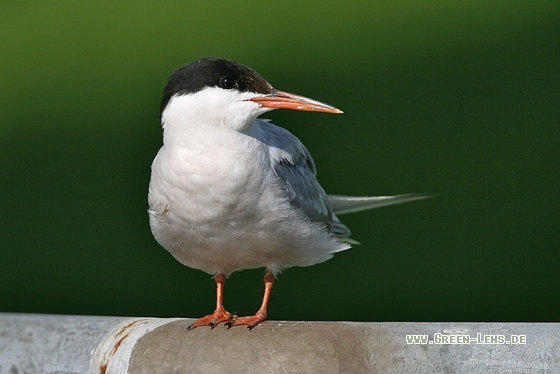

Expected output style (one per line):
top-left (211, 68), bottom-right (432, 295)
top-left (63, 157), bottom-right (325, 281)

top-left (160, 57), bottom-right (273, 115)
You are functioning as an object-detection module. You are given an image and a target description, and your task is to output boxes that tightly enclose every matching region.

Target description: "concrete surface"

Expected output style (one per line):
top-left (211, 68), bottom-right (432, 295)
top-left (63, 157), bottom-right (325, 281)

top-left (1, 313), bottom-right (559, 373)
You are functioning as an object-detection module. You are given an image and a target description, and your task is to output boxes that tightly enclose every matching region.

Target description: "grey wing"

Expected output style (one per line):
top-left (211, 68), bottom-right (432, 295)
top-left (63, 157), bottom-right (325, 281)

top-left (252, 119), bottom-right (351, 238)
top-left (329, 193), bottom-right (437, 215)
top-left (273, 157), bottom-right (335, 233)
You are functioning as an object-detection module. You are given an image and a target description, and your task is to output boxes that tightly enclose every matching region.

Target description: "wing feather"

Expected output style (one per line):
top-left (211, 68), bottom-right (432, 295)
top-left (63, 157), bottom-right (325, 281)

top-left (329, 194), bottom-right (437, 215)
top-left (249, 119), bottom-right (435, 240)
top-left (251, 120), bottom-right (344, 236)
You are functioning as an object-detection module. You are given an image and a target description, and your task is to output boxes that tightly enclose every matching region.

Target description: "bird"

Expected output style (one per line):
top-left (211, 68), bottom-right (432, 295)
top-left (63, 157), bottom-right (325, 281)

top-left (148, 57), bottom-right (433, 330)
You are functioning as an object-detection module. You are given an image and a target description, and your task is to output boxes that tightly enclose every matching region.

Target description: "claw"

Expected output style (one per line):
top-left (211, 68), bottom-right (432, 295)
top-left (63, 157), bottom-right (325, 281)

top-left (188, 308), bottom-right (234, 330)
top-left (189, 270), bottom-right (274, 331)
top-left (188, 273), bottom-right (233, 330)
top-left (222, 270), bottom-right (274, 330)
top-left (226, 311), bottom-right (267, 330)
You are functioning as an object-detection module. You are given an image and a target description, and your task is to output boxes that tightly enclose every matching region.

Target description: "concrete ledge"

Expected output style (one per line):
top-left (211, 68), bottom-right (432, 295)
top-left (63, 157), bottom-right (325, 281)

top-left (1, 313), bottom-right (559, 373)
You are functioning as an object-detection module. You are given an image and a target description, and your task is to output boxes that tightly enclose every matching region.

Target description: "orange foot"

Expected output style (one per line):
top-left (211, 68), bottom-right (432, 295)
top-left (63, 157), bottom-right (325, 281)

top-left (187, 307), bottom-right (234, 330)
top-left (225, 311), bottom-right (267, 330)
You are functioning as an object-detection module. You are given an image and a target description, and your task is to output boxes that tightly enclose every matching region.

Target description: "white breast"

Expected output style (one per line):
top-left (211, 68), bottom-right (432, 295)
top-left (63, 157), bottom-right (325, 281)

top-left (149, 125), bottom-right (270, 270)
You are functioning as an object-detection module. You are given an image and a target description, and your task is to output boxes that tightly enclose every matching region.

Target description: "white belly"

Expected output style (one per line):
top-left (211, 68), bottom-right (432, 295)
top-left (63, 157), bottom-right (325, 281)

top-left (148, 131), bottom-right (346, 276)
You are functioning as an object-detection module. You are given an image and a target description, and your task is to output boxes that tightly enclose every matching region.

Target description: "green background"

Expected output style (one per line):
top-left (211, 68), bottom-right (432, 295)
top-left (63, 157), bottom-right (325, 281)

top-left (1, 1), bottom-right (559, 322)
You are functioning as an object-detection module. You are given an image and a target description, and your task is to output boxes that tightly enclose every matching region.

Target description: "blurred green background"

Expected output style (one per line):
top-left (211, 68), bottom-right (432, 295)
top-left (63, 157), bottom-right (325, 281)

top-left (1, 1), bottom-right (559, 323)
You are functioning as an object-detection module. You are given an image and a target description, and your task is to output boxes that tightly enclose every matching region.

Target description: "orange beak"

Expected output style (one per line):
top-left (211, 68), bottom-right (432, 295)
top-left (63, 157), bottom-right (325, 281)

top-left (249, 90), bottom-right (343, 114)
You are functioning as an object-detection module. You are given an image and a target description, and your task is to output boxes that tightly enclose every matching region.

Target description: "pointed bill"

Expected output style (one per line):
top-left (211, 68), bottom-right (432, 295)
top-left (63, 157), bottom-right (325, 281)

top-left (249, 89), bottom-right (343, 114)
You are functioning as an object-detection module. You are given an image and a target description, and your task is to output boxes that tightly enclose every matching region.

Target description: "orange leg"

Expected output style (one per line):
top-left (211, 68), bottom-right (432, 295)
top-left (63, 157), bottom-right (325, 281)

top-left (226, 269), bottom-right (274, 330)
top-left (187, 273), bottom-right (234, 330)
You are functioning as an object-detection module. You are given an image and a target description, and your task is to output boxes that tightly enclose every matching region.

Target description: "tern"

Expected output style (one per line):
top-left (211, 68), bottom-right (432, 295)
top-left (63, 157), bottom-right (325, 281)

top-left (148, 57), bottom-right (433, 329)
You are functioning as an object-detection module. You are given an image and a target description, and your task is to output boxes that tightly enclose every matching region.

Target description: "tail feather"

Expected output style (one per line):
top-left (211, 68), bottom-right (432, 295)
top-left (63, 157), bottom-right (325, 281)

top-left (328, 193), bottom-right (436, 215)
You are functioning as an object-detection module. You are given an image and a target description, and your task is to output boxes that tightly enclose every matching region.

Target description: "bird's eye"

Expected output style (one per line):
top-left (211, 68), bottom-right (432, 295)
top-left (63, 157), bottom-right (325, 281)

top-left (219, 76), bottom-right (235, 89)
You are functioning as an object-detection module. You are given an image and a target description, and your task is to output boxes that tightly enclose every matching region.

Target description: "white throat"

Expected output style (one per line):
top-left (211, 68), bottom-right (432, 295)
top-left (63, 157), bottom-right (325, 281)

top-left (161, 87), bottom-right (272, 144)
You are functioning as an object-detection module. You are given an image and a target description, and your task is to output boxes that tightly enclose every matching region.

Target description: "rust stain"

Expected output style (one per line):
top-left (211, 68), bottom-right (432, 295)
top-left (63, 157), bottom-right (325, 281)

top-left (98, 319), bottom-right (149, 374)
